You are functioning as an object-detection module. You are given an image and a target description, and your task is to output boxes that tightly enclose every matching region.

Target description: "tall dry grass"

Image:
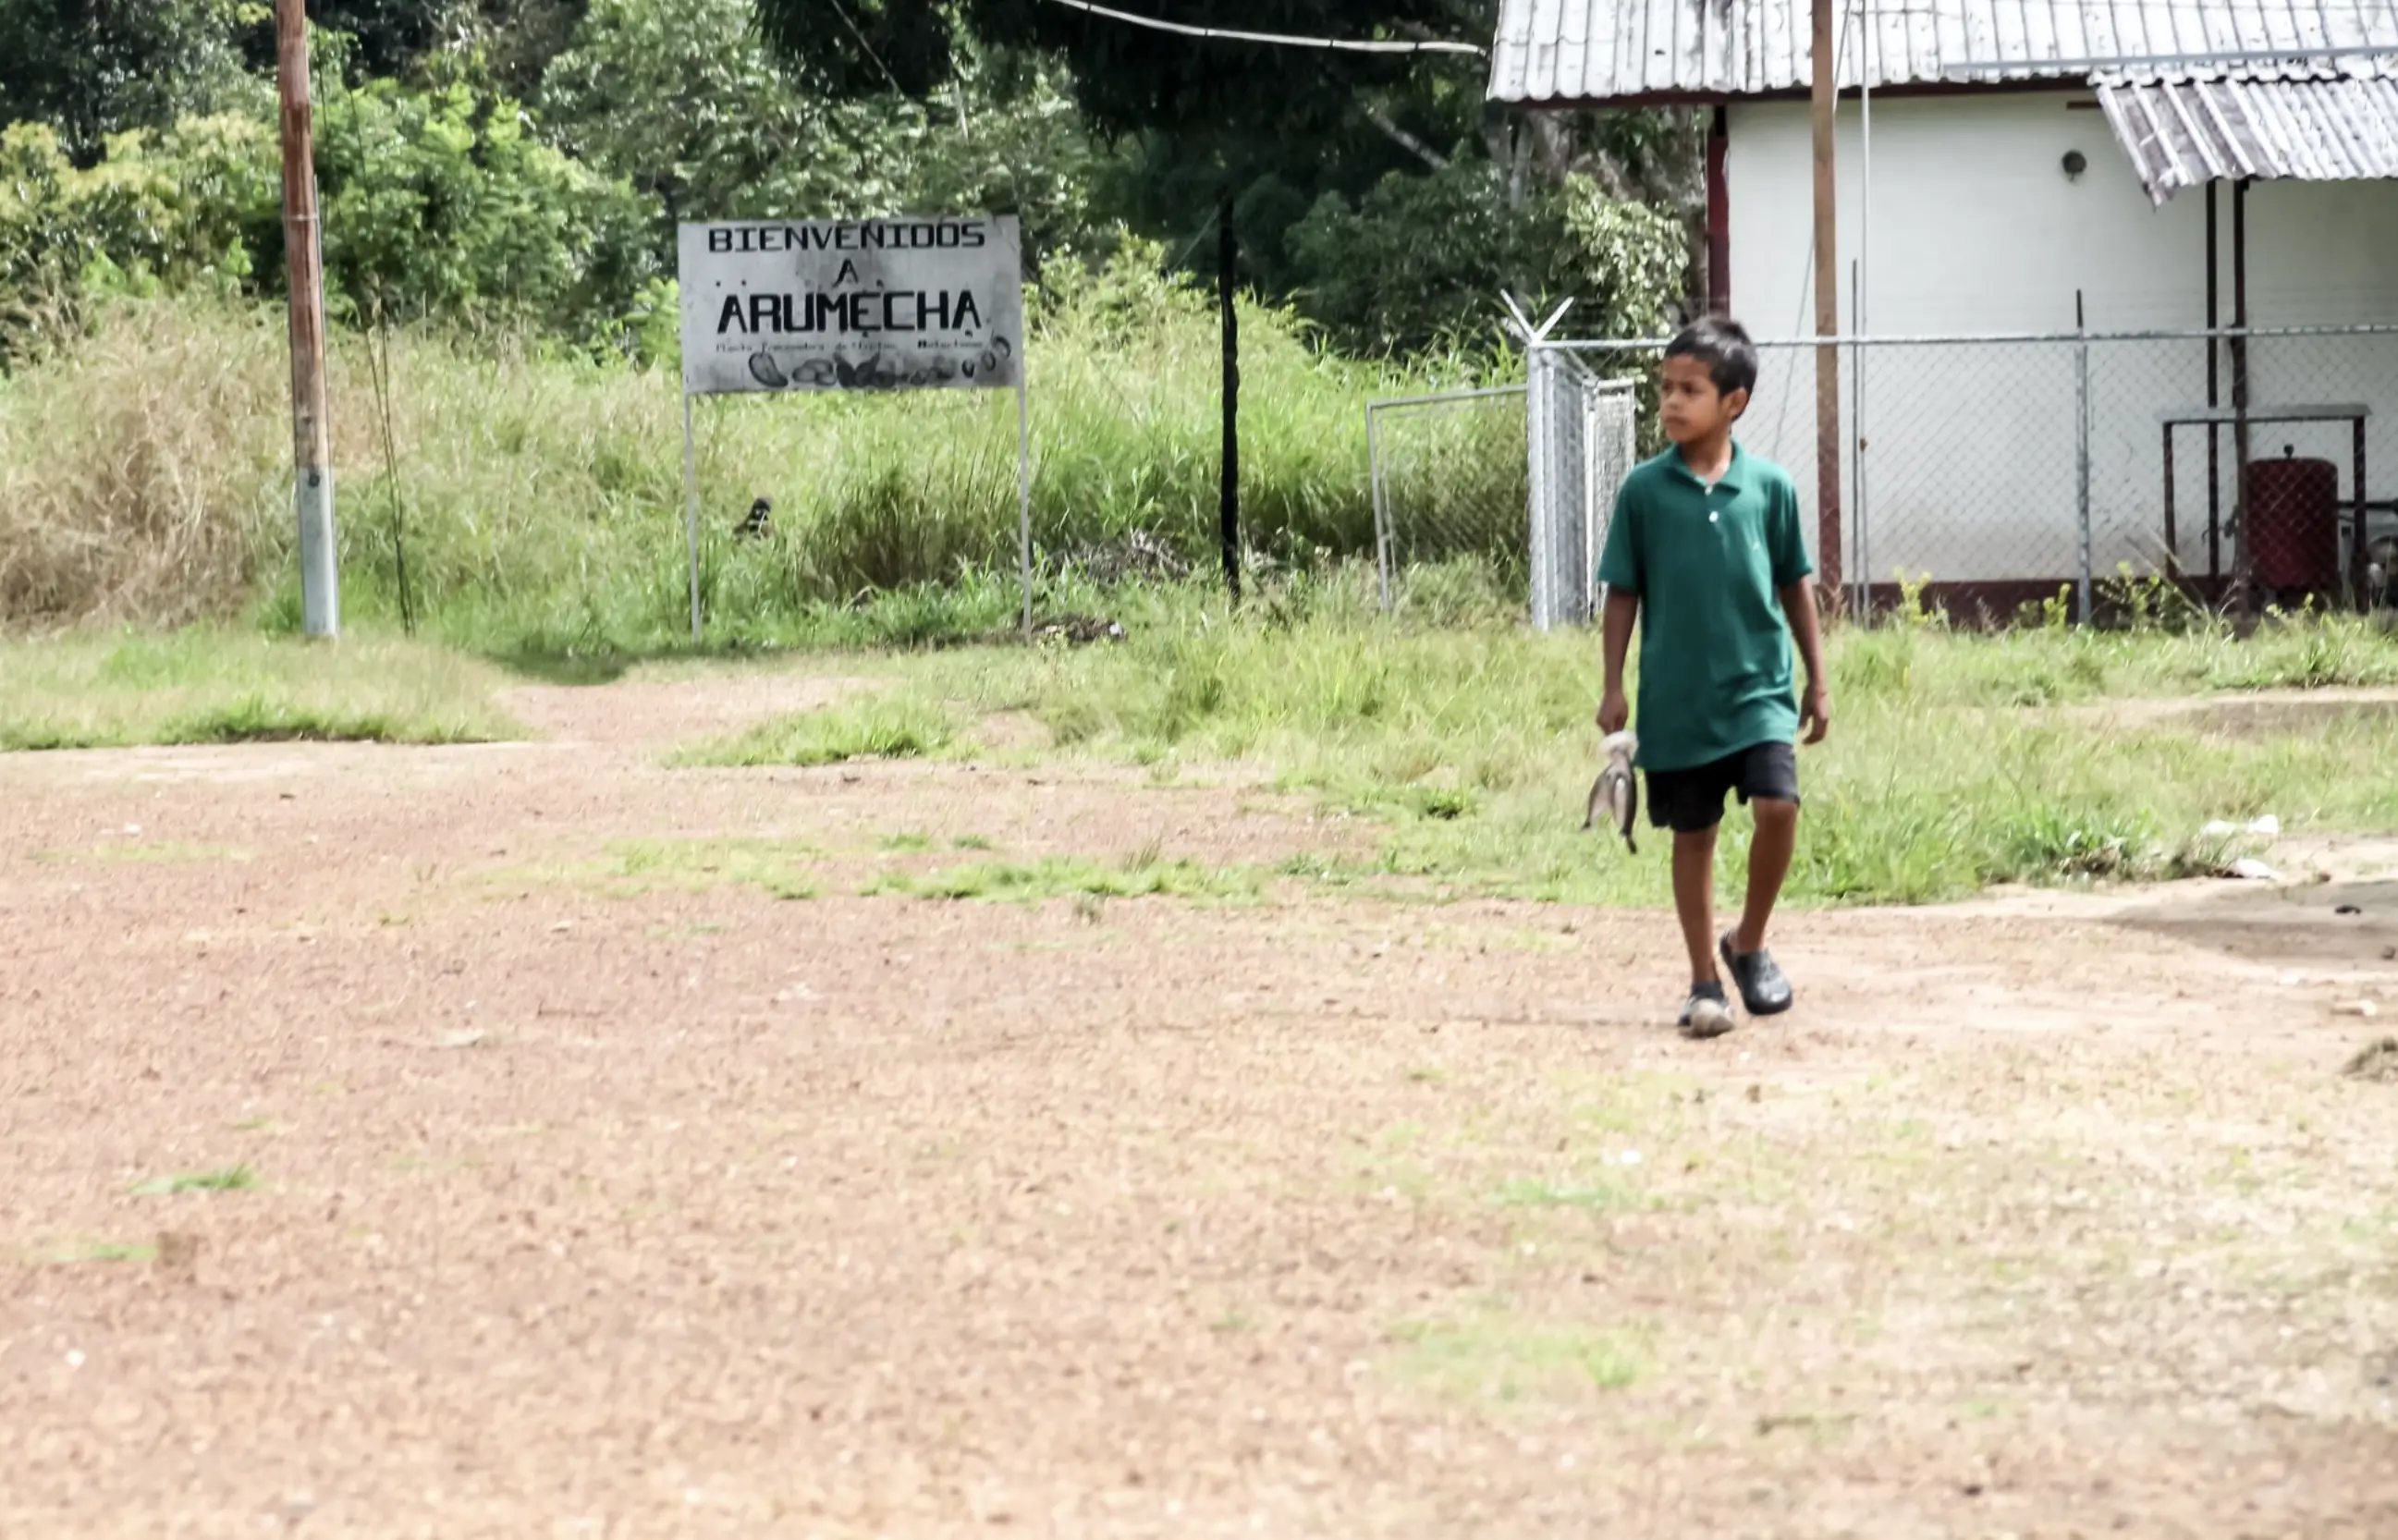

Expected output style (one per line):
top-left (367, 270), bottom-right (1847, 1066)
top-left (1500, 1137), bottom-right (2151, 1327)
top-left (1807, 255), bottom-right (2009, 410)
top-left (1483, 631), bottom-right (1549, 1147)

top-left (0, 281), bottom-right (1517, 648)
top-left (0, 304), bottom-right (287, 624)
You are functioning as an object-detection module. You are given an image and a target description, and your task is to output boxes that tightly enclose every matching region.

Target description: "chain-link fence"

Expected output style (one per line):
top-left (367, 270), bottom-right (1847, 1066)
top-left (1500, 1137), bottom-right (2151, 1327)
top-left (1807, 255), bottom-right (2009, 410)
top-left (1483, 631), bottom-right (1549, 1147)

top-left (1365, 385), bottom-right (1529, 615)
top-left (1540, 324), bottom-right (2398, 625)
top-left (1365, 364), bottom-right (1641, 626)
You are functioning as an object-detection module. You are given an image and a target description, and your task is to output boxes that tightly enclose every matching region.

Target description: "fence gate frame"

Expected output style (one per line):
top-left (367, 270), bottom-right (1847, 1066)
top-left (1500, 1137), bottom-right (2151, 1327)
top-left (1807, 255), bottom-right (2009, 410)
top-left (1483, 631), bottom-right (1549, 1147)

top-left (1528, 345), bottom-right (1639, 632)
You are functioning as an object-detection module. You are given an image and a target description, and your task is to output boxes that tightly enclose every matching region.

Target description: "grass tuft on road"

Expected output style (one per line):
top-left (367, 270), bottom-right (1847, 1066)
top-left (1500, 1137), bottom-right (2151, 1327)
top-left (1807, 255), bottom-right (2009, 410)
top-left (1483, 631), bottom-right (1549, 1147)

top-left (676, 695), bottom-right (960, 768)
top-left (133, 1166), bottom-right (255, 1196)
top-left (863, 851), bottom-right (1265, 904)
top-left (1385, 1310), bottom-right (1648, 1405)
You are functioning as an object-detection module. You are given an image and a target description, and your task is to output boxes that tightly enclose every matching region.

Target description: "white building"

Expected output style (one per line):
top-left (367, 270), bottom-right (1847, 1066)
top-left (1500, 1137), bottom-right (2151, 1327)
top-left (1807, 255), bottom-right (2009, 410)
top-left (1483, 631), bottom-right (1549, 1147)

top-left (1491, 0), bottom-right (2398, 616)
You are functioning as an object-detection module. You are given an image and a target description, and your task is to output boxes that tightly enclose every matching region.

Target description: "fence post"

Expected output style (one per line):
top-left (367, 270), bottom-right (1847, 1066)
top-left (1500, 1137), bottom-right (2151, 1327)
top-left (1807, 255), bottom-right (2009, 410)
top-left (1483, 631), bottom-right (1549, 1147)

top-left (1526, 345), bottom-right (1555, 632)
top-left (2075, 316), bottom-right (2094, 626)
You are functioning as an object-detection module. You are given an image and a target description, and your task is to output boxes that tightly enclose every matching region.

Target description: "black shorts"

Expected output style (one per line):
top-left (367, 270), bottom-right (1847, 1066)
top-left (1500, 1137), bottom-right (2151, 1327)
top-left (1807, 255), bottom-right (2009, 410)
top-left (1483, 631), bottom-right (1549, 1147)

top-left (1646, 741), bottom-right (1801, 835)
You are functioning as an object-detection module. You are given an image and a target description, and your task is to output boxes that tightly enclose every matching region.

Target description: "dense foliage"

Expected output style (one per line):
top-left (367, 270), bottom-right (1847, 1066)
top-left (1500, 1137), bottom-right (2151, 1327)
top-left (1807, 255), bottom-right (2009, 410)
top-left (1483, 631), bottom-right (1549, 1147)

top-left (0, 0), bottom-right (1698, 364)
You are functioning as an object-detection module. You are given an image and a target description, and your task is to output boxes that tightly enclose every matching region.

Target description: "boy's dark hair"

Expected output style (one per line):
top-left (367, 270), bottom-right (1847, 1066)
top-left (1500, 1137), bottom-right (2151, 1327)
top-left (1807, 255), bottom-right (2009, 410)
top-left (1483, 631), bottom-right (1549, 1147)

top-left (1665, 316), bottom-right (1760, 399)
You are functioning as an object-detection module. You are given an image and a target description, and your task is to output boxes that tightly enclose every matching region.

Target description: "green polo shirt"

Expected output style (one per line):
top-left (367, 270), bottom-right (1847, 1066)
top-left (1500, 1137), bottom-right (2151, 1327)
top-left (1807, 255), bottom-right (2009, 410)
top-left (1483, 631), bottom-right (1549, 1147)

top-left (1595, 443), bottom-right (1815, 773)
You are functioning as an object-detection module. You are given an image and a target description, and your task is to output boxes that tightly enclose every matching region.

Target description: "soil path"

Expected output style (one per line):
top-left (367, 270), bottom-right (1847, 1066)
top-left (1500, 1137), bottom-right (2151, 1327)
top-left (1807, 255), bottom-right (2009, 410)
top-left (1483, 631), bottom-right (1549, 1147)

top-left (3, 668), bottom-right (2393, 1537)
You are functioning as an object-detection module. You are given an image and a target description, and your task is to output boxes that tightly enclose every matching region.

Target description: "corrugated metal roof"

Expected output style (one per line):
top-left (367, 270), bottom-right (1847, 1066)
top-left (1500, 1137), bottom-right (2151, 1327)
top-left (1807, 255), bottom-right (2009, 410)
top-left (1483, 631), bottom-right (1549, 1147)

top-left (1488, 0), bottom-right (2398, 105)
top-left (2098, 64), bottom-right (2398, 203)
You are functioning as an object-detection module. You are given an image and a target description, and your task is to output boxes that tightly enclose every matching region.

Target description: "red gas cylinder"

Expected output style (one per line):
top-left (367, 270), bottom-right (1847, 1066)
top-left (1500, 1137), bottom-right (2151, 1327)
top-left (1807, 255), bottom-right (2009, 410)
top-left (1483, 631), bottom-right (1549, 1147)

top-left (2246, 447), bottom-right (2342, 593)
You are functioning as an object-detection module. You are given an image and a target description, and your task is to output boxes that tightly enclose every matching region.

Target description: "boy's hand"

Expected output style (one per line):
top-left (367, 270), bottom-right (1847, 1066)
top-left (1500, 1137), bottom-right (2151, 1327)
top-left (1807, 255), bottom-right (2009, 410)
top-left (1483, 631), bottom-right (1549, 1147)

top-left (1597, 689), bottom-right (1630, 735)
top-left (1801, 682), bottom-right (1831, 745)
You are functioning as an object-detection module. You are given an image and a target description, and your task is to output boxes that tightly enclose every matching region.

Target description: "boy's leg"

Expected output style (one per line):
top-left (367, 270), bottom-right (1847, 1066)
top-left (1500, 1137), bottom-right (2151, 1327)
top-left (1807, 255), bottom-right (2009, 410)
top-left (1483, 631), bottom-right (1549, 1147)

top-left (1736, 797), bottom-right (1799, 954)
top-left (1647, 757), bottom-right (1738, 1038)
top-left (1672, 826), bottom-right (1721, 985)
top-left (1722, 743), bottom-right (1802, 1016)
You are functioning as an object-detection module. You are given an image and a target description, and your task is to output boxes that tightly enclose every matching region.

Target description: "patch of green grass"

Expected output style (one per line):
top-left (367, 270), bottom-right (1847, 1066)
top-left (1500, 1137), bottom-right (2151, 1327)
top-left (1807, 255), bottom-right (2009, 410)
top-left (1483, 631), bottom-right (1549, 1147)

top-left (891, 595), bottom-right (2398, 908)
top-left (879, 830), bottom-right (936, 852)
top-left (133, 1166), bottom-right (254, 1196)
top-left (1385, 1310), bottom-right (1647, 1404)
top-left (574, 837), bottom-right (817, 900)
top-left (864, 851), bottom-right (1263, 904)
top-left (0, 629), bottom-right (517, 751)
top-left (678, 696), bottom-right (961, 768)
top-left (29, 1240), bottom-right (159, 1266)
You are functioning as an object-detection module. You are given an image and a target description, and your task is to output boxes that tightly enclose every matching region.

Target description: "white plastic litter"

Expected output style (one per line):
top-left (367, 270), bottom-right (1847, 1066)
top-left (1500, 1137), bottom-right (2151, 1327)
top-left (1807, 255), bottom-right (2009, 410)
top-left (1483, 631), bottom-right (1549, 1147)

top-left (2228, 857), bottom-right (2282, 881)
top-left (2337, 1000), bottom-right (2381, 1019)
top-left (2248, 814), bottom-right (2282, 837)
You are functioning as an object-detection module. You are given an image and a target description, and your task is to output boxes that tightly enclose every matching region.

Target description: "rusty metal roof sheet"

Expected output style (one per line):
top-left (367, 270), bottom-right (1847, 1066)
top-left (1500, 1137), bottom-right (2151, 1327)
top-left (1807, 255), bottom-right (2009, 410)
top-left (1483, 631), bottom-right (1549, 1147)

top-left (1489, 1), bottom-right (2398, 105)
top-left (2097, 65), bottom-right (2398, 203)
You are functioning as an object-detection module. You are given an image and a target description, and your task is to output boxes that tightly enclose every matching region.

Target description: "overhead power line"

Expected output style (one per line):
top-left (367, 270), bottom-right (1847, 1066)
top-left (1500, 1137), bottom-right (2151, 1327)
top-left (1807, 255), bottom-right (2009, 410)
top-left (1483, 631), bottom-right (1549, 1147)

top-left (1034, 0), bottom-right (1487, 56)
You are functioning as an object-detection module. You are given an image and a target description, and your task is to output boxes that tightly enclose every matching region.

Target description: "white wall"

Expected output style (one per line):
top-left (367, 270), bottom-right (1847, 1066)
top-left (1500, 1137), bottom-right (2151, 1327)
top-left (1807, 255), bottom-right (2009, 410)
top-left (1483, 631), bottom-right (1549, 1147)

top-left (1720, 92), bottom-right (2398, 589)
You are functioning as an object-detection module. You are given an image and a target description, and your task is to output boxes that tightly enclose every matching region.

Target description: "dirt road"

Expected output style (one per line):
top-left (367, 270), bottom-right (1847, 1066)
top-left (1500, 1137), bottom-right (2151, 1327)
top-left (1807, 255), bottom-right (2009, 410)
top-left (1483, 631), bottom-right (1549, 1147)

top-left (3, 673), bottom-right (2394, 1537)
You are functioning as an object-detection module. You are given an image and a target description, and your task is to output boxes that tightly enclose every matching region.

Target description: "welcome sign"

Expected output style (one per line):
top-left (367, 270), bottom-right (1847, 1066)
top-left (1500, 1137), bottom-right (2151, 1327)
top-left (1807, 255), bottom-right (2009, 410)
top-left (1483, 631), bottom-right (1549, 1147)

top-left (678, 215), bottom-right (1025, 396)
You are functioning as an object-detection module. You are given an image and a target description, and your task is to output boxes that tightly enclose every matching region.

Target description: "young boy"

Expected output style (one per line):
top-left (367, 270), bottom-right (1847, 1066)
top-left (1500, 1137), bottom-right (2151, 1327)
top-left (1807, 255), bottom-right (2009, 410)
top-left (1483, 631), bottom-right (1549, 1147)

top-left (1595, 318), bottom-right (1830, 1040)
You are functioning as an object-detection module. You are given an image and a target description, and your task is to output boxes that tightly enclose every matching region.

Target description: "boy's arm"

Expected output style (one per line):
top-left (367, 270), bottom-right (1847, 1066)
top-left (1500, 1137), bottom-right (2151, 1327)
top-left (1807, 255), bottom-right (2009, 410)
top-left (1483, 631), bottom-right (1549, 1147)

top-left (1598, 590), bottom-right (1639, 733)
top-left (1594, 482), bottom-right (1644, 734)
top-left (1780, 580), bottom-right (1831, 744)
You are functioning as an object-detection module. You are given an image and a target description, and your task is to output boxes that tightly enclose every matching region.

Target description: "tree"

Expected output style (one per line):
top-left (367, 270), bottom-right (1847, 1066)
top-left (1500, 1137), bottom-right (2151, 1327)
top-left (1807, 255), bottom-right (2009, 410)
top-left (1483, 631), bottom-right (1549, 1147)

top-left (753, 0), bottom-right (1487, 141)
top-left (304, 75), bottom-right (654, 337)
top-left (752, 0), bottom-right (1700, 347)
top-left (541, 0), bottom-right (906, 236)
top-left (0, 0), bottom-right (254, 164)
top-left (227, 2), bottom-right (590, 95)
top-left (543, 0), bottom-right (1105, 271)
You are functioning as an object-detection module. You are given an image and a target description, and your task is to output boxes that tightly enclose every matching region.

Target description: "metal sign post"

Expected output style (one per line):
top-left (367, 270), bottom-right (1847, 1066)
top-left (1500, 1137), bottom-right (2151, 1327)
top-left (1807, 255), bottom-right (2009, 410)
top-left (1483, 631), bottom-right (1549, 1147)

top-left (682, 392), bottom-right (702, 642)
top-left (675, 214), bottom-right (1031, 642)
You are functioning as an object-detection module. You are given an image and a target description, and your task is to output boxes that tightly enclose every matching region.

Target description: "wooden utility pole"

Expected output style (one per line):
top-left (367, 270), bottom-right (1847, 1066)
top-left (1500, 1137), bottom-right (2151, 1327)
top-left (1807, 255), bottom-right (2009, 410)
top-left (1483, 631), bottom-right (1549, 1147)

top-left (1810, 0), bottom-right (1845, 613)
top-left (276, 0), bottom-right (339, 638)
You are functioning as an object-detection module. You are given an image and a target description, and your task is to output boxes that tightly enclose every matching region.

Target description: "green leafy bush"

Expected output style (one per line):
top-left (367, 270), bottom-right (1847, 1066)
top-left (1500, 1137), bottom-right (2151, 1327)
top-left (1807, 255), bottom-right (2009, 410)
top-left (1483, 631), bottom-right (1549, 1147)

top-left (1289, 165), bottom-right (1688, 356)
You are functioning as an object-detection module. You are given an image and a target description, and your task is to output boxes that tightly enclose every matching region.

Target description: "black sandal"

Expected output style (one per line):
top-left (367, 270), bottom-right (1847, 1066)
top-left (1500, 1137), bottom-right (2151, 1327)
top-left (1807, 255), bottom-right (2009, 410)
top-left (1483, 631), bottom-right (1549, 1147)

top-left (1719, 933), bottom-right (1793, 1017)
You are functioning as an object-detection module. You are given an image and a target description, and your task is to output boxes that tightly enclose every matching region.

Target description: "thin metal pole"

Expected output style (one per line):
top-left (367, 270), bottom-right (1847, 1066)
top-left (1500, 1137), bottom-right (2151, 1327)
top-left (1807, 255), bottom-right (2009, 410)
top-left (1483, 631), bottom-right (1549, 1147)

top-left (1851, 264), bottom-right (1870, 625)
top-left (1857, 0), bottom-right (1873, 625)
top-left (2206, 181), bottom-right (2221, 583)
top-left (1218, 189), bottom-right (1242, 603)
top-left (1860, 0), bottom-right (1873, 319)
top-left (275, 0), bottom-right (337, 639)
top-left (2075, 293), bottom-right (2094, 625)
top-left (682, 392), bottom-right (702, 643)
top-left (2355, 419), bottom-right (2371, 612)
top-left (1368, 385), bottom-right (1528, 409)
top-left (2232, 177), bottom-right (2255, 609)
top-left (1017, 376), bottom-right (1035, 640)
